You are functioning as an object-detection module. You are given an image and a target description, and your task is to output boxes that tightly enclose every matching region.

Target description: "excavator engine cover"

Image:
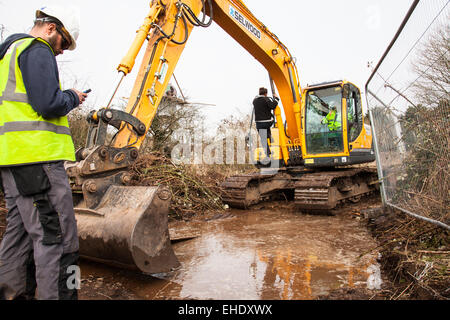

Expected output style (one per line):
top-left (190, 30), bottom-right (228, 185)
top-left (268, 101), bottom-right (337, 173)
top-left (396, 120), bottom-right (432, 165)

top-left (74, 184), bottom-right (180, 274)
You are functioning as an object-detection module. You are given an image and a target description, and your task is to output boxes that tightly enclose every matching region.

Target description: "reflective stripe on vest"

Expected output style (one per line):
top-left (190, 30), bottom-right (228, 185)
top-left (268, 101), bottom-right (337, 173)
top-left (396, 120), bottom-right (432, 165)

top-left (0, 40), bottom-right (29, 104)
top-left (0, 121), bottom-right (71, 136)
top-left (0, 37), bottom-right (75, 166)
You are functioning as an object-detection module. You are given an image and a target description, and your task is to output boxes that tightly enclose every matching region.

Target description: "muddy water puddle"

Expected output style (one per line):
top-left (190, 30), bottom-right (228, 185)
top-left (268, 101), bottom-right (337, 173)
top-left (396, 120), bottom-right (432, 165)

top-left (80, 207), bottom-right (382, 300)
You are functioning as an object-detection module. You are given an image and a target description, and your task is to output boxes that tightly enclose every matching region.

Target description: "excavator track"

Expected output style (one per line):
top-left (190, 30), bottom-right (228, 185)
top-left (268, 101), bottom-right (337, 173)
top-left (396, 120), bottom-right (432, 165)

top-left (220, 172), bottom-right (280, 208)
top-left (294, 168), bottom-right (378, 210)
top-left (220, 167), bottom-right (379, 211)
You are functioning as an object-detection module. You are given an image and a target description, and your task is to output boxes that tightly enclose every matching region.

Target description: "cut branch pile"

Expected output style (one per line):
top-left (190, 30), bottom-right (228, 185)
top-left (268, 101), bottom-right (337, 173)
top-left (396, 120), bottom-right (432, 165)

top-left (128, 153), bottom-right (225, 220)
top-left (369, 210), bottom-right (449, 300)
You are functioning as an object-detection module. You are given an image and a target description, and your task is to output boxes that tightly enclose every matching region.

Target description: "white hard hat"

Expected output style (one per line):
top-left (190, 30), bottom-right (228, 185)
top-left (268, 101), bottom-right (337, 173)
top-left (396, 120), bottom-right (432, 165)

top-left (36, 5), bottom-right (80, 50)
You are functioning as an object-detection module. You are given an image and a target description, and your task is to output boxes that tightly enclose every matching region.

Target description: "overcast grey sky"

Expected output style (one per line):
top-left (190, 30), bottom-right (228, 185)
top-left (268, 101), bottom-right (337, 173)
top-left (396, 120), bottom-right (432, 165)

top-left (0, 0), bottom-right (413, 130)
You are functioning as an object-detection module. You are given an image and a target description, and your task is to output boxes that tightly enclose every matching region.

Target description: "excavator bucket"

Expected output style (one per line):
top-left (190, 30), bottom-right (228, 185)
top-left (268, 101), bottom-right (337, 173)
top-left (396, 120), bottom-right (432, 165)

top-left (74, 184), bottom-right (180, 274)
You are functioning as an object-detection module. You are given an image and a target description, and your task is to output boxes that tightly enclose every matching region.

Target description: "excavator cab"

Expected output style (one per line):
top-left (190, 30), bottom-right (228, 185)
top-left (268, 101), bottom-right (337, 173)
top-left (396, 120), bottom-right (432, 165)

top-left (252, 80), bottom-right (375, 169)
top-left (302, 80), bottom-right (375, 167)
top-left (305, 84), bottom-right (345, 155)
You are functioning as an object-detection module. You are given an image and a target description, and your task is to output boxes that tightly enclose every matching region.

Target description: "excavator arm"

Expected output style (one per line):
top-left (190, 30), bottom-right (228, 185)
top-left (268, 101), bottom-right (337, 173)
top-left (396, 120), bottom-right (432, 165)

top-left (112, 0), bottom-right (303, 156)
top-left (66, 0), bottom-right (305, 274)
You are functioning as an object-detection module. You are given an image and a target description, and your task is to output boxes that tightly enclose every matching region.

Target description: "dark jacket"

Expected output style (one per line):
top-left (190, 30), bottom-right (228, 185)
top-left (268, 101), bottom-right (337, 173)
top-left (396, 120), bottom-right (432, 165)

top-left (0, 33), bottom-right (79, 119)
top-left (253, 95), bottom-right (279, 122)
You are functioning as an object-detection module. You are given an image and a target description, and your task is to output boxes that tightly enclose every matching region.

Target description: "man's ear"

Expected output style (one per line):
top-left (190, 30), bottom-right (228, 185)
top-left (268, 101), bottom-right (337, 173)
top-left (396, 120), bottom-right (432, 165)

top-left (46, 22), bottom-right (57, 35)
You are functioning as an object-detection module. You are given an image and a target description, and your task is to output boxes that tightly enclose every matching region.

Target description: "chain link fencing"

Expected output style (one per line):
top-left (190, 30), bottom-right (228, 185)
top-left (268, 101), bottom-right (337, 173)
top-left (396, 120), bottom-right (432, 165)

top-left (366, 0), bottom-right (449, 229)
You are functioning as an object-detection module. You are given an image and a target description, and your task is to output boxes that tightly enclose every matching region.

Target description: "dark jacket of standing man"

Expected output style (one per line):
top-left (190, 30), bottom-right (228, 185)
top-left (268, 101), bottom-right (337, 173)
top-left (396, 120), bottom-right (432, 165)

top-left (253, 87), bottom-right (279, 157)
top-left (0, 5), bottom-right (87, 300)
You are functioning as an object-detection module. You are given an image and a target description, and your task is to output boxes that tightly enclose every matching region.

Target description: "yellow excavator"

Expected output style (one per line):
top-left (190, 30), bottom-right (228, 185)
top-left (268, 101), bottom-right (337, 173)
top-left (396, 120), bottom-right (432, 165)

top-left (66, 0), bottom-right (378, 274)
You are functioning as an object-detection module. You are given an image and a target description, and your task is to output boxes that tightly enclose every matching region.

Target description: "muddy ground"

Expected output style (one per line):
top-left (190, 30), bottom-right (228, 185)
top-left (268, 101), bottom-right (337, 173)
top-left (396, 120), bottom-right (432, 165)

top-left (0, 191), bottom-right (448, 300)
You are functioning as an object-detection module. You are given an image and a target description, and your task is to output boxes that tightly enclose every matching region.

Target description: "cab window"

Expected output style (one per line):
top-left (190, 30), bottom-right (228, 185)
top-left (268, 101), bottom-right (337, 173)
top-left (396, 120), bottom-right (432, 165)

top-left (305, 86), bottom-right (344, 154)
top-left (345, 84), bottom-right (363, 143)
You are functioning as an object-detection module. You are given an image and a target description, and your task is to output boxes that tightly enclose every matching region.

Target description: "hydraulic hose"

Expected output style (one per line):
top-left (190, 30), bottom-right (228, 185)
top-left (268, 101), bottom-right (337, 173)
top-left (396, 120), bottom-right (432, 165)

top-left (131, 0), bottom-right (214, 115)
top-left (181, 0), bottom-right (213, 27)
top-left (113, 0), bottom-right (214, 146)
top-left (129, 3), bottom-right (188, 115)
top-left (152, 5), bottom-right (189, 45)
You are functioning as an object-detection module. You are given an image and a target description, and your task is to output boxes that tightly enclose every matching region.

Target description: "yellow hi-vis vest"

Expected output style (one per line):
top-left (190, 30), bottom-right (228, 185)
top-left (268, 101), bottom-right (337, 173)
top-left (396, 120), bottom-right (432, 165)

top-left (0, 37), bottom-right (75, 166)
top-left (324, 110), bottom-right (342, 132)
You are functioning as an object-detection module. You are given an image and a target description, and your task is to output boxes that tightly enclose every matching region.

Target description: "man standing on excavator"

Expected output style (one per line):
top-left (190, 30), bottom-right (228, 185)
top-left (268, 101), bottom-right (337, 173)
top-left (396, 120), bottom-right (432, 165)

top-left (253, 87), bottom-right (279, 161)
top-left (0, 6), bottom-right (86, 300)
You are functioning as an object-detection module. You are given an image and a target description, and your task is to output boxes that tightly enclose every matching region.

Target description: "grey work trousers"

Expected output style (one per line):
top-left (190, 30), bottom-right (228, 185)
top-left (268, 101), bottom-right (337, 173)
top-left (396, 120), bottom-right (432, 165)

top-left (0, 161), bottom-right (79, 300)
top-left (256, 120), bottom-right (273, 158)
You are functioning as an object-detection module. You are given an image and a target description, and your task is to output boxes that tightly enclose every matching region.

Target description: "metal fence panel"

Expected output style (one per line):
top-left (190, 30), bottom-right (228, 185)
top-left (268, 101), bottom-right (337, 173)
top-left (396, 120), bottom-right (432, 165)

top-left (366, 0), bottom-right (449, 229)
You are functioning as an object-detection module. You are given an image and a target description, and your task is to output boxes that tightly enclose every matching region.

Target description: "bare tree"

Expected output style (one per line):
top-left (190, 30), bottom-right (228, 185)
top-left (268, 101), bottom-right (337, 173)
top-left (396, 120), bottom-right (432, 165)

top-left (411, 24), bottom-right (449, 109)
top-left (67, 107), bottom-right (91, 150)
top-left (142, 96), bottom-right (204, 155)
top-left (398, 23), bottom-right (450, 222)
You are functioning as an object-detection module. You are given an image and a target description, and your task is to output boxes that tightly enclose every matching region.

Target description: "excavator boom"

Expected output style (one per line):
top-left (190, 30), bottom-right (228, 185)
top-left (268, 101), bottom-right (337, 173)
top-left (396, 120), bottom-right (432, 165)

top-left (113, 0), bottom-right (303, 161)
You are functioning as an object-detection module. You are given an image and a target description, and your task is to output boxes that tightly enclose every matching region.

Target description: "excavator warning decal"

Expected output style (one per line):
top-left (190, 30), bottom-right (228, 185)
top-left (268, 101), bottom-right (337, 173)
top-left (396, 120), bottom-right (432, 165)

top-left (229, 6), bottom-right (261, 40)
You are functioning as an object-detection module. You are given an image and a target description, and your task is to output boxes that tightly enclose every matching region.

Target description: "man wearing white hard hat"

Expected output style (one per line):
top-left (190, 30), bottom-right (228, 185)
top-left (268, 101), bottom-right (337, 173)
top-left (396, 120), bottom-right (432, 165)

top-left (0, 5), bottom-right (86, 300)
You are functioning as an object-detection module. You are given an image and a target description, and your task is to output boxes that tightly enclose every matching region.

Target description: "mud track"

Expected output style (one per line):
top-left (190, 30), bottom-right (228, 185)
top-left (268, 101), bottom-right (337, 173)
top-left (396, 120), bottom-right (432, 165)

top-left (76, 194), bottom-right (390, 300)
